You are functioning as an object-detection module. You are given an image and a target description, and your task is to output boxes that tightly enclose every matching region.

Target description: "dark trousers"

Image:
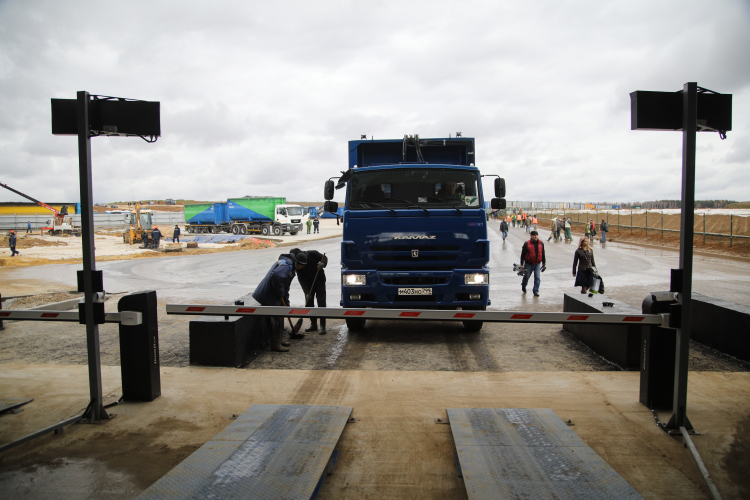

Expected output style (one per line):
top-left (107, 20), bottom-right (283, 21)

top-left (302, 285), bottom-right (326, 328)
top-left (10, 245), bottom-right (19, 256)
top-left (173, 236), bottom-right (179, 243)
top-left (152, 238), bottom-right (160, 249)
top-left (26, 228), bottom-right (31, 233)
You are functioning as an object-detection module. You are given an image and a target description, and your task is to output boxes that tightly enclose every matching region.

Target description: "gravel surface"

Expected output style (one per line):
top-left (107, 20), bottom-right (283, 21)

top-left (3, 291), bottom-right (82, 310)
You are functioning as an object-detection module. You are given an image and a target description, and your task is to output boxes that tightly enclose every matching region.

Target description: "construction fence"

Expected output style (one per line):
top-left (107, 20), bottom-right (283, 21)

top-left (518, 209), bottom-right (750, 248)
top-left (0, 212), bottom-right (186, 231)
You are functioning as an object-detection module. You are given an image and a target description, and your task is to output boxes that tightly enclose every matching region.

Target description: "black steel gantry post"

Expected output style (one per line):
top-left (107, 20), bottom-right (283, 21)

top-left (77, 91), bottom-right (109, 422)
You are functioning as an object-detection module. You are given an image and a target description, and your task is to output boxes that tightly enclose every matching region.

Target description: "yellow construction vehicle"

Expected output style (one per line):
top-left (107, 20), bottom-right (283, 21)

top-left (585, 203), bottom-right (596, 210)
top-left (123, 203), bottom-right (154, 244)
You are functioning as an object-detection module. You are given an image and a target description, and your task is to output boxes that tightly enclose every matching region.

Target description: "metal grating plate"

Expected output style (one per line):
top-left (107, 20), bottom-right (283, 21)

top-left (137, 404), bottom-right (352, 500)
top-left (447, 408), bottom-right (643, 500)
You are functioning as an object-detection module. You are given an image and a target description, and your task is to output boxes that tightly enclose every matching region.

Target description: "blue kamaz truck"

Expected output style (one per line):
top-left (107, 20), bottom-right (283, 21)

top-left (324, 135), bottom-right (506, 332)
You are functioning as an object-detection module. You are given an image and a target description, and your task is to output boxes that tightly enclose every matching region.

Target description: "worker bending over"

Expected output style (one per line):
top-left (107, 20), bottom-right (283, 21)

top-left (252, 252), bottom-right (305, 352)
top-left (290, 248), bottom-right (328, 334)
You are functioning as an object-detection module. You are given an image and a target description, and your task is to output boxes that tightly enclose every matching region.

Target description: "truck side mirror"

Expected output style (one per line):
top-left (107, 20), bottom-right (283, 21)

top-left (491, 198), bottom-right (506, 210)
top-left (324, 201), bottom-right (338, 213)
top-left (324, 180), bottom-right (335, 200)
top-left (494, 178), bottom-right (506, 198)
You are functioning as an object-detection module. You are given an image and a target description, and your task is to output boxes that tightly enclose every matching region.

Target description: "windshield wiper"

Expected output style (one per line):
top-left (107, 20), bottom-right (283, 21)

top-left (426, 196), bottom-right (462, 213)
top-left (387, 198), bottom-right (429, 213)
top-left (352, 201), bottom-right (397, 214)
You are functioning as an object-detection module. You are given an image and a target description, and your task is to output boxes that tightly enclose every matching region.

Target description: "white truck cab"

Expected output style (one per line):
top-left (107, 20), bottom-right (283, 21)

top-left (274, 204), bottom-right (305, 235)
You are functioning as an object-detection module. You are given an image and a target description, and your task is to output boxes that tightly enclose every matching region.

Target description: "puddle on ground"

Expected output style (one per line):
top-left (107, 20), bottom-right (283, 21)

top-left (0, 457), bottom-right (139, 500)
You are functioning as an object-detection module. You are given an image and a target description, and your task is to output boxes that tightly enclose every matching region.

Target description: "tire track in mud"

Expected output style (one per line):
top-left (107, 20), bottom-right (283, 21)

top-left (463, 332), bottom-right (500, 372)
top-left (290, 369), bottom-right (352, 406)
top-left (443, 332), bottom-right (471, 371)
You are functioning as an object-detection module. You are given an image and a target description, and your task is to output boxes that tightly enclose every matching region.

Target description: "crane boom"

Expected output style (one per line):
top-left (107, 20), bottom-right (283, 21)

top-left (1, 182), bottom-right (62, 216)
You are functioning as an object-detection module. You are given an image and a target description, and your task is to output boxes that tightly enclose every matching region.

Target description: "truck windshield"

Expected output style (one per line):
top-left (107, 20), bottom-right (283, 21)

top-left (348, 168), bottom-right (481, 209)
top-left (285, 207), bottom-right (304, 216)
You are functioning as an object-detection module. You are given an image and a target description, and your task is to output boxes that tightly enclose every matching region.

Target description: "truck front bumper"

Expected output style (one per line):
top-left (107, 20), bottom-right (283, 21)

top-left (340, 269), bottom-right (490, 309)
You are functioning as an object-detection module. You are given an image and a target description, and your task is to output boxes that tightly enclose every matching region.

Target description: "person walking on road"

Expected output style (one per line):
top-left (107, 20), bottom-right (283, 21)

top-left (252, 252), bottom-right (305, 352)
top-left (313, 217), bottom-right (320, 234)
top-left (600, 219), bottom-right (608, 243)
top-left (511, 214), bottom-right (516, 228)
top-left (564, 217), bottom-right (572, 242)
top-left (26, 221), bottom-right (32, 234)
top-left (532, 215), bottom-right (538, 231)
top-left (9, 230), bottom-right (19, 257)
top-left (585, 220), bottom-right (592, 243)
top-left (573, 237), bottom-right (597, 294)
top-left (555, 218), bottom-right (563, 242)
top-left (520, 230), bottom-right (546, 297)
top-left (290, 248), bottom-right (329, 334)
top-left (547, 218), bottom-right (557, 242)
top-left (500, 219), bottom-right (509, 242)
top-left (306, 218), bottom-right (312, 234)
top-left (151, 226), bottom-right (162, 249)
top-left (525, 215), bottom-right (531, 234)
top-left (172, 225), bottom-right (181, 243)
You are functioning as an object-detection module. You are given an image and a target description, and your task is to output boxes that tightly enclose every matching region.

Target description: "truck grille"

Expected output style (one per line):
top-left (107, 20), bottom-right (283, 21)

top-left (371, 245), bottom-right (460, 263)
top-left (291, 219), bottom-right (301, 223)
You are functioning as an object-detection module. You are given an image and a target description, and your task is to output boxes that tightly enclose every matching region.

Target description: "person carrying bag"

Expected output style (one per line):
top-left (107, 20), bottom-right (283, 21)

top-left (572, 237), bottom-right (597, 294)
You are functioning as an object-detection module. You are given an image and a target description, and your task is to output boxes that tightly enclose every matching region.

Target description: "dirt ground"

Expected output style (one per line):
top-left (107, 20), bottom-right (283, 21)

top-left (0, 365), bottom-right (748, 499)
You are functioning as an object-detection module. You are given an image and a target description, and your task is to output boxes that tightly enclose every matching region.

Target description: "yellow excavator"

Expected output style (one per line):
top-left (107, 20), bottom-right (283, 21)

top-left (123, 203), bottom-right (154, 245)
top-left (585, 203), bottom-right (596, 210)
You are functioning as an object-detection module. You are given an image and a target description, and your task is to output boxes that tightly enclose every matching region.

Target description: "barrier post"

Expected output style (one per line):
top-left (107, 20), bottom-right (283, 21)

top-left (118, 291), bottom-right (161, 401)
top-left (730, 214), bottom-right (733, 248)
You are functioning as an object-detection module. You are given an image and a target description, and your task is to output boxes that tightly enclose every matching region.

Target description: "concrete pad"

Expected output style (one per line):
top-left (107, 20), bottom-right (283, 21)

top-left (0, 365), bottom-right (748, 499)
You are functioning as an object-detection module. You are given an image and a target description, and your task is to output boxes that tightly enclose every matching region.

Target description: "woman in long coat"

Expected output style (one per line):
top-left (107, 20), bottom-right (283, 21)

top-left (573, 237), bottom-right (597, 294)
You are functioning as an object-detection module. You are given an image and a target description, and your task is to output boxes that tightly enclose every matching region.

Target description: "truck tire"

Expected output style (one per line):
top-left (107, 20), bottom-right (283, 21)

top-left (232, 225), bottom-right (239, 235)
top-left (346, 318), bottom-right (366, 331)
top-left (240, 225), bottom-right (247, 235)
top-left (208, 226), bottom-right (215, 234)
top-left (273, 225), bottom-right (282, 236)
top-left (462, 307), bottom-right (485, 332)
top-left (261, 225), bottom-right (270, 236)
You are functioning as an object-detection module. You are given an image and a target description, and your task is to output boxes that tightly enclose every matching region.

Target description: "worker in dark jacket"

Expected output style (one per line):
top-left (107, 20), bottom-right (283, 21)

top-left (290, 248), bottom-right (328, 334)
top-left (172, 225), bottom-right (181, 243)
top-left (141, 229), bottom-right (150, 248)
top-left (9, 230), bottom-right (19, 257)
top-left (252, 253), bottom-right (305, 352)
top-left (520, 230), bottom-right (546, 297)
top-left (151, 226), bottom-right (162, 249)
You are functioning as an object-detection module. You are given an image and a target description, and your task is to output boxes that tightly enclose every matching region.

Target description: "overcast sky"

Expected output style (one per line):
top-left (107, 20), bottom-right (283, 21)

top-left (1, 0), bottom-right (748, 205)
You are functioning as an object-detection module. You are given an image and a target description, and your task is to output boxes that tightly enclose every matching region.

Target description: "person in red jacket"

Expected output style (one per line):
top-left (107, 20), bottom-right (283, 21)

top-left (520, 230), bottom-right (546, 296)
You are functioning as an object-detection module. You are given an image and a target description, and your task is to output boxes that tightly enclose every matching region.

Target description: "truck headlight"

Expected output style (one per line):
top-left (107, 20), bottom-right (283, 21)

top-left (464, 273), bottom-right (488, 285)
top-left (345, 274), bottom-right (366, 286)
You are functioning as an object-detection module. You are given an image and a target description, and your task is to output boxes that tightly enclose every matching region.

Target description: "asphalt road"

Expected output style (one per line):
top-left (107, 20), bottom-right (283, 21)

top-left (6, 221), bottom-right (749, 310)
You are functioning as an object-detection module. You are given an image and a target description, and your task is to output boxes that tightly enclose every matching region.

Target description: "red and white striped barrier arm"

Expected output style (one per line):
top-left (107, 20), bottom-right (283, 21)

top-left (165, 304), bottom-right (667, 327)
top-left (0, 310), bottom-right (142, 325)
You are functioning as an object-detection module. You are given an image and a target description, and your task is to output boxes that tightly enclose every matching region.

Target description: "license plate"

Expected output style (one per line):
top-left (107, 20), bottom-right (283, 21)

top-left (398, 288), bottom-right (432, 296)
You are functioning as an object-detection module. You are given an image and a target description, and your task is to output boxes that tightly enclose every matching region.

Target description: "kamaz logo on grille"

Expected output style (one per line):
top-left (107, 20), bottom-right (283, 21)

top-left (412, 250), bottom-right (419, 258)
top-left (394, 235), bottom-right (436, 239)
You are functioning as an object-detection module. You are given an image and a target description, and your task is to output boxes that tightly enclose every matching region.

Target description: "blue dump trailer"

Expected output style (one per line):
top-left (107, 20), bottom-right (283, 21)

top-left (185, 197), bottom-right (304, 236)
top-left (323, 135), bottom-right (506, 332)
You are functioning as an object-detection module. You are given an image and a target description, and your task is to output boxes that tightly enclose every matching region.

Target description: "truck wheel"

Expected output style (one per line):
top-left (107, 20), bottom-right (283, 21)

top-left (261, 225), bottom-right (270, 236)
top-left (346, 318), bottom-right (366, 331)
top-left (462, 306), bottom-right (485, 332)
top-left (208, 226), bottom-right (215, 234)
top-left (273, 226), bottom-right (282, 236)
top-left (240, 225), bottom-right (247, 235)
top-left (290, 231), bottom-right (298, 235)
top-left (232, 225), bottom-right (239, 235)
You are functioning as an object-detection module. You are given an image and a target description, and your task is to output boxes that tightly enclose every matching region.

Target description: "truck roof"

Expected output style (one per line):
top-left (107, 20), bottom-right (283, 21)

top-left (348, 136), bottom-right (475, 170)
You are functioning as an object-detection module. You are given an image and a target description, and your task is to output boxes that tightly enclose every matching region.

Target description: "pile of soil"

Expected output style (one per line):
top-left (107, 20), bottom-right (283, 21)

top-left (0, 236), bottom-right (68, 249)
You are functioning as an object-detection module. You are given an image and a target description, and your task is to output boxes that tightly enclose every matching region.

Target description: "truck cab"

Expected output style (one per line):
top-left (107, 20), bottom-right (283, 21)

top-left (325, 135), bottom-right (505, 332)
top-left (274, 204), bottom-right (305, 235)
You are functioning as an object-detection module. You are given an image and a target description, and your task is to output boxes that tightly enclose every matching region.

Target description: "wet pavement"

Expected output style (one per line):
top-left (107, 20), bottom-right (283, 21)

top-left (3, 221), bottom-right (749, 311)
